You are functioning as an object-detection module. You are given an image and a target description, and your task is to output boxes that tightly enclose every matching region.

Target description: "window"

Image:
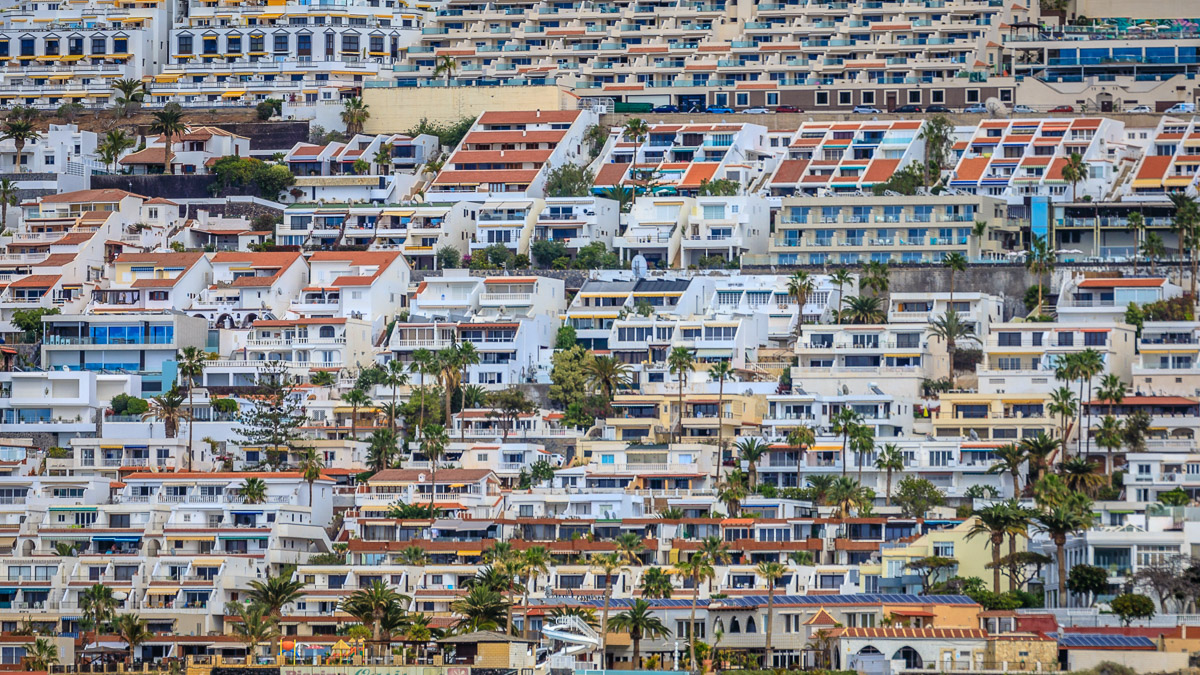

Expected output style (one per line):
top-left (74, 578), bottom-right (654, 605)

top-left (736, 92), bottom-right (748, 106)
top-left (838, 91), bottom-right (852, 106)
top-left (815, 91), bottom-right (829, 106)
top-left (933, 542), bottom-right (954, 557)
top-left (908, 89), bottom-right (921, 104)
top-left (861, 91), bottom-right (874, 105)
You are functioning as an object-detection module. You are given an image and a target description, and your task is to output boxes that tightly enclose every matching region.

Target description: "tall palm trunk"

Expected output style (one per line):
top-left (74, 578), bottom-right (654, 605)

top-left (522, 579), bottom-right (532, 639)
top-left (991, 534), bottom-right (1002, 594)
top-left (186, 381), bottom-right (194, 471)
top-left (676, 376), bottom-right (685, 443)
top-left (840, 432), bottom-right (848, 477)
top-left (1008, 533), bottom-right (1018, 592)
top-left (715, 379), bottom-right (724, 483)
top-left (688, 572), bottom-right (700, 674)
top-left (632, 629), bottom-right (643, 669)
top-left (885, 469), bottom-right (893, 506)
top-left (600, 573), bottom-right (613, 666)
top-left (1055, 537), bottom-right (1067, 608)
top-left (764, 584), bottom-right (776, 668)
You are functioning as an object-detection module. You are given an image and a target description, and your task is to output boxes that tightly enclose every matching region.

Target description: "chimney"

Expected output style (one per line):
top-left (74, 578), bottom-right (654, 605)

top-left (536, 109), bottom-right (541, 118)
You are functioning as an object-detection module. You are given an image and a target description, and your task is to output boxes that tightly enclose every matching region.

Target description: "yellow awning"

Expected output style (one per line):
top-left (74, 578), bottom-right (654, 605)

top-left (48, 74), bottom-right (73, 80)
top-left (381, 210), bottom-right (415, 217)
top-left (883, 353), bottom-right (921, 358)
top-left (167, 535), bottom-right (215, 541)
top-left (155, 74), bottom-right (180, 83)
top-left (1165, 177), bottom-right (1194, 187)
top-left (360, 504), bottom-right (392, 512)
top-left (221, 90), bottom-right (245, 98)
top-left (60, 93), bottom-right (86, 98)
top-left (147, 587), bottom-right (180, 593)
top-left (1132, 179), bottom-right (1163, 188)
top-left (457, 550), bottom-right (482, 556)
top-left (60, 55), bottom-right (84, 61)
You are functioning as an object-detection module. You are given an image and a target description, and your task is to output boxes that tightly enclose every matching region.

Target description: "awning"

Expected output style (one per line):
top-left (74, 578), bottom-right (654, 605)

top-left (166, 535), bottom-right (214, 542)
top-left (456, 550), bottom-right (482, 556)
top-left (49, 506), bottom-right (96, 511)
top-left (91, 536), bottom-right (141, 542)
top-left (221, 91), bottom-right (245, 98)
top-left (147, 587), bottom-right (180, 594)
top-left (217, 535), bottom-right (267, 540)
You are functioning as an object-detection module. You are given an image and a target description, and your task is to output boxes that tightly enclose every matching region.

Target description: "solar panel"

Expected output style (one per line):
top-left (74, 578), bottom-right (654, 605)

top-left (1056, 634), bottom-right (1156, 649)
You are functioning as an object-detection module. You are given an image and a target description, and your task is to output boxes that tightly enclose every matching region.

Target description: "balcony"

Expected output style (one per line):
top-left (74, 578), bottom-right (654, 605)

top-left (480, 292), bottom-right (534, 305)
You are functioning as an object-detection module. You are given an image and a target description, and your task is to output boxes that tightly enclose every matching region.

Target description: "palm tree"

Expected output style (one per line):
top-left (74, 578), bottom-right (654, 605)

top-left (830, 269), bottom-right (855, 321)
top-left (943, 251), bottom-right (968, 309)
top-left (110, 78), bottom-right (144, 117)
top-left (585, 355), bottom-right (633, 405)
top-left (1026, 234), bottom-right (1054, 314)
top-left (967, 503), bottom-right (1011, 593)
top-left (409, 348), bottom-right (436, 436)
top-left (1061, 152), bottom-right (1086, 203)
top-left (1020, 432), bottom-right (1061, 487)
top-left (736, 437), bottom-right (768, 490)
top-left (1127, 211), bottom-right (1145, 274)
top-left (608, 599), bottom-right (670, 668)
top-left (1142, 232), bottom-right (1166, 275)
top-left (861, 260), bottom-right (890, 298)
top-left (1060, 457), bottom-right (1105, 496)
top-left (841, 295), bottom-right (885, 324)
top-left (80, 583), bottom-right (116, 636)
top-left (519, 546), bottom-right (551, 638)
top-left (672, 552), bottom-right (715, 674)
top-left (615, 532), bottom-right (645, 566)
top-left (918, 114), bottom-right (953, 186)
top-left (240, 476), bottom-right (268, 504)
top-left (1035, 505), bottom-right (1092, 607)
top-left (875, 444), bottom-right (904, 505)
top-left (298, 447), bottom-right (324, 504)
top-left (1096, 373), bottom-right (1126, 420)
top-left (667, 346), bottom-right (696, 443)
top-left (590, 552), bottom-right (625, 661)
top-left (929, 309), bottom-right (978, 388)
top-left (622, 118), bottom-right (650, 144)
top-left (142, 385), bottom-right (189, 438)
top-left (24, 638), bottom-right (58, 671)
top-left (373, 143), bottom-right (394, 174)
top-left (384, 359), bottom-right (409, 435)
top-left (1000, 500), bottom-right (1034, 592)
top-left (1049, 386), bottom-right (1077, 444)
top-left (341, 581), bottom-right (407, 657)
top-left (1075, 348), bottom-right (1106, 459)
top-left (1095, 414), bottom-right (1124, 486)
top-left (709, 359), bottom-right (734, 475)
top-left (450, 585), bottom-right (509, 632)
top-left (148, 109), bottom-right (185, 175)
top-left (397, 545), bottom-right (428, 566)
top-left (246, 569), bottom-right (306, 657)
top-left (717, 469), bottom-right (748, 517)
top-left (827, 476), bottom-right (870, 521)
top-left (599, 185), bottom-right (634, 213)
top-left (640, 567), bottom-right (673, 599)
top-left (341, 97), bottom-right (370, 135)
top-left (831, 407), bottom-right (862, 477)
top-left (757, 561), bottom-right (786, 667)
top-left (1170, 192), bottom-right (1199, 292)
top-left (367, 428), bottom-right (398, 473)
top-left (420, 423), bottom-right (449, 515)
top-left (788, 426), bottom-right (815, 490)
top-left (851, 424), bottom-right (875, 482)
top-left (1, 116), bottom-right (40, 174)
top-left (177, 346), bottom-right (206, 470)
top-left (989, 442), bottom-right (1027, 495)
top-left (340, 387), bottom-right (371, 440)
top-left (0, 179), bottom-right (16, 230)
top-left (112, 613), bottom-right (151, 667)
top-left (806, 474), bottom-right (836, 505)
top-left (786, 271), bottom-right (817, 339)
top-left (233, 605), bottom-right (278, 661)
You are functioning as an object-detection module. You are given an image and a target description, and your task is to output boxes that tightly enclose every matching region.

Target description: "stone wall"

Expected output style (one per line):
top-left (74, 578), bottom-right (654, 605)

top-left (210, 121), bottom-right (312, 152)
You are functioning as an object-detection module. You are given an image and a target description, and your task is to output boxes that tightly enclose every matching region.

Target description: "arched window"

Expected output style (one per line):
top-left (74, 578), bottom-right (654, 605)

top-left (319, 325), bottom-right (335, 338)
top-left (893, 647), bottom-right (923, 670)
top-left (729, 618), bottom-right (741, 634)
top-left (746, 616), bottom-right (757, 634)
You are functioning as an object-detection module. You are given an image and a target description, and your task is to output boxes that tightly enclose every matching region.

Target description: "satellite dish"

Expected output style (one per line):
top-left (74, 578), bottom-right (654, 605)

top-left (985, 98), bottom-right (1008, 118)
top-left (969, 429), bottom-right (980, 441)
top-left (112, 591), bottom-right (128, 601)
top-left (418, 473), bottom-right (427, 483)
top-left (632, 255), bottom-right (648, 279)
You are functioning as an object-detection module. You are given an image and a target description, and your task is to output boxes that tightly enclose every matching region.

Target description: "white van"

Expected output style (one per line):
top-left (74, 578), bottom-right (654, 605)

top-left (1165, 102), bottom-right (1196, 114)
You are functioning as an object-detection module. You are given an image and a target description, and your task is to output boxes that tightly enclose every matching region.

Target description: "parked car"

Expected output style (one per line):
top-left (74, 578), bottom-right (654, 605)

top-left (705, 106), bottom-right (733, 114)
top-left (652, 105), bottom-right (680, 113)
top-left (739, 107), bottom-right (771, 114)
top-left (1127, 105), bottom-right (1153, 113)
top-left (852, 106), bottom-right (882, 114)
top-left (1049, 105), bottom-right (1075, 113)
top-left (1013, 104), bottom-right (1035, 113)
top-left (774, 105), bottom-right (802, 113)
top-left (964, 104), bottom-right (988, 113)
top-left (926, 105), bottom-right (952, 113)
top-left (891, 105), bottom-right (922, 113)
top-left (1166, 102), bottom-right (1196, 114)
